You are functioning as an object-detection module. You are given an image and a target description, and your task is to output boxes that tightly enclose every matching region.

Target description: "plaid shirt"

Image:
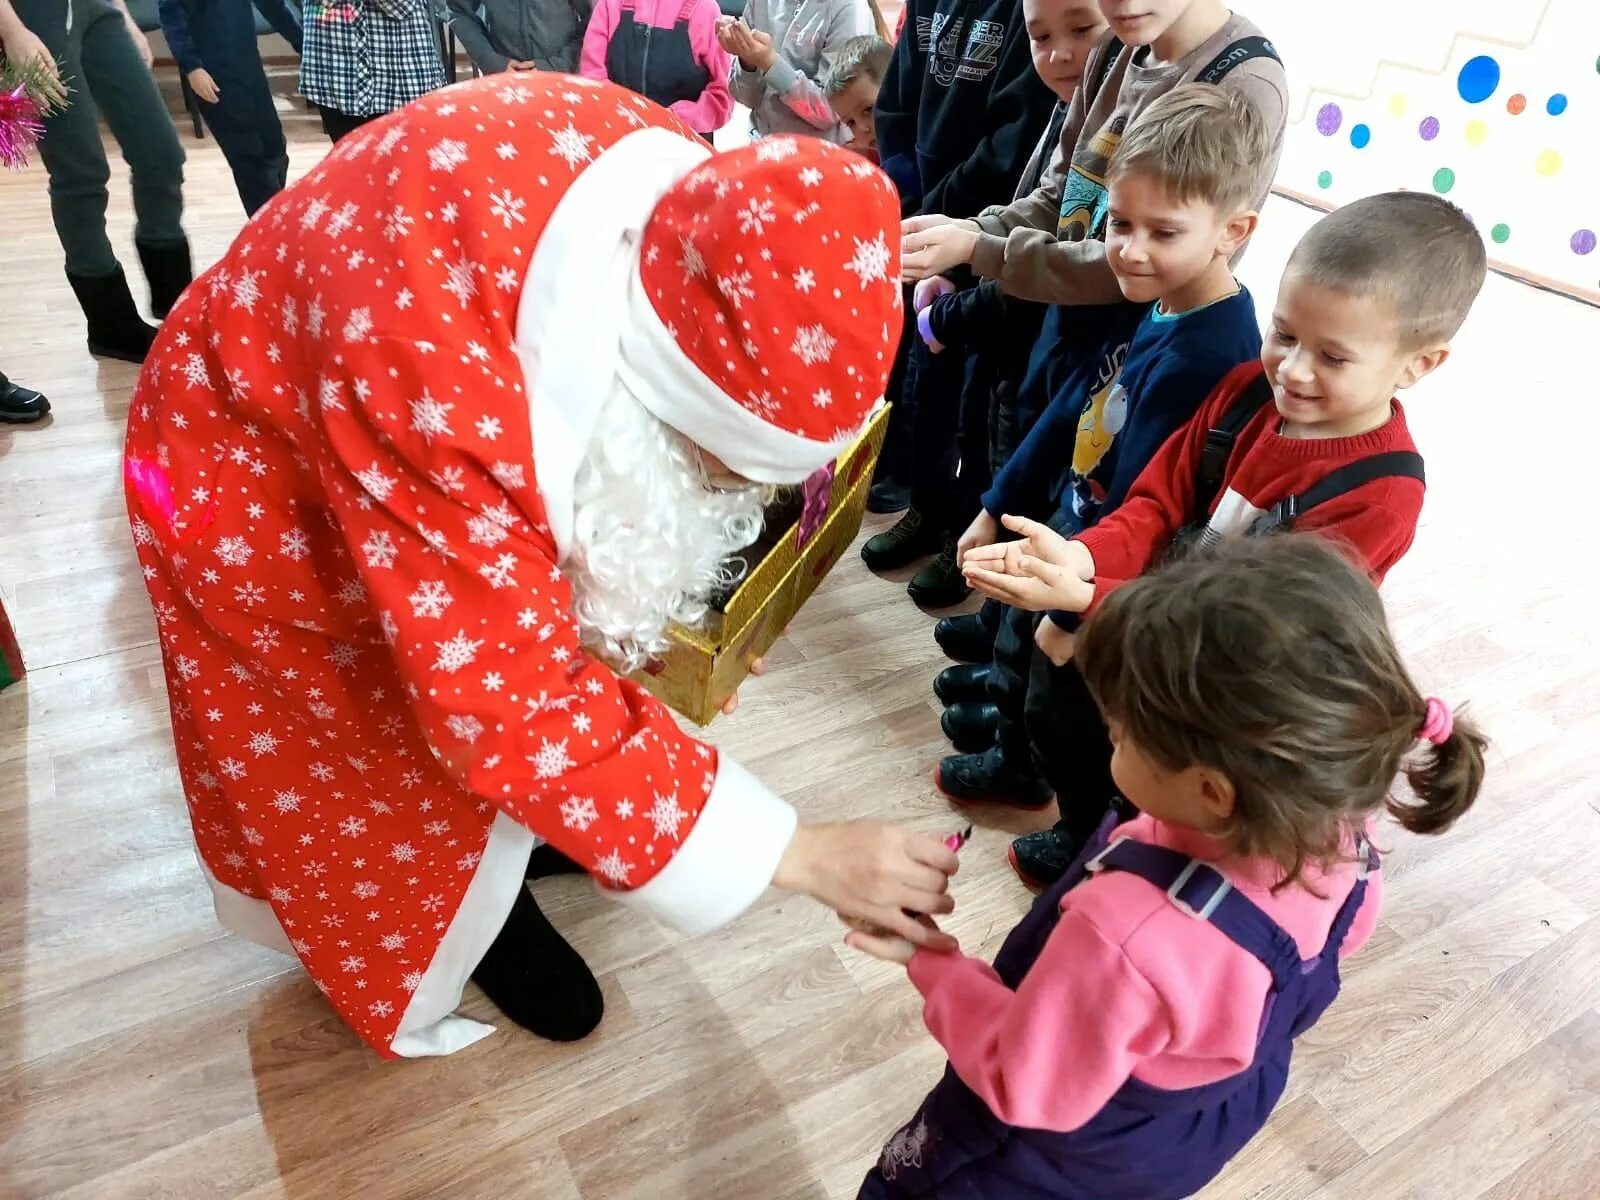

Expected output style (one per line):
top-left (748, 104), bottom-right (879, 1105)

top-left (300, 0), bottom-right (446, 116)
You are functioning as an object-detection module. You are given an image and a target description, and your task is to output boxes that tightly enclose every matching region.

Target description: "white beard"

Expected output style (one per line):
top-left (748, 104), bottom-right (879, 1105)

top-left (564, 386), bottom-right (767, 674)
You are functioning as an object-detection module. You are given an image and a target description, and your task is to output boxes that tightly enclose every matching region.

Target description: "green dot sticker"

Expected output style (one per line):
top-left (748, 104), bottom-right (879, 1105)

top-left (1317, 170), bottom-right (1333, 188)
top-left (1491, 223), bottom-right (1510, 243)
top-left (1432, 167), bottom-right (1456, 193)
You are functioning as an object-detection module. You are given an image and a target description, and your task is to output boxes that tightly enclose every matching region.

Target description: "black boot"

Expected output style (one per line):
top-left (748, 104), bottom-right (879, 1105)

top-left (0, 373), bottom-right (50, 424)
top-left (861, 508), bottom-right (944, 571)
top-left (1008, 825), bottom-right (1082, 891)
top-left (934, 612), bottom-right (997, 664)
top-left (66, 267), bottom-right (159, 363)
top-left (933, 662), bottom-right (992, 705)
top-left (907, 539), bottom-right (973, 608)
top-left (471, 885), bottom-right (604, 1042)
top-left (525, 842), bottom-right (587, 880)
top-left (136, 238), bottom-right (194, 319)
top-left (935, 747), bottom-right (1053, 809)
top-left (941, 701), bottom-right (998, 753)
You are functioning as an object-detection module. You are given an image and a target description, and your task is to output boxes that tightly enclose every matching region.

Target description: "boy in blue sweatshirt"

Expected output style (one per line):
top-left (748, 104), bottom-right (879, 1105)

top-left (934, 86), bottom-right (1268, 860)
top-left (159, 0), bottom-right (302, 216)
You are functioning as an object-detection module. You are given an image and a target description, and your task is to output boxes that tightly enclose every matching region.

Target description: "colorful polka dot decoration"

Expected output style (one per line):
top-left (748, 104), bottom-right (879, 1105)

top-left (1308, 47), bottom-right (1594, 267)
top-left (1457, 55), bottom-right (1500, 103)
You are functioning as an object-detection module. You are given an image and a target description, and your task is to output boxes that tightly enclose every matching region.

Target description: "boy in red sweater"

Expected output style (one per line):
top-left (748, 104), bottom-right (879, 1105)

top-left (963, 190), bottom-right (1488, 883)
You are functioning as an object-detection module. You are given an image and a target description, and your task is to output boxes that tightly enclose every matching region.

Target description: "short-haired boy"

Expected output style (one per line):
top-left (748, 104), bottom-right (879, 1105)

top-left (965, 191), bottom-right (1489, 884)
top-left (824, 33), bottom-right (893, 158)
top-left (935, 84), bottom-right (1268, 821)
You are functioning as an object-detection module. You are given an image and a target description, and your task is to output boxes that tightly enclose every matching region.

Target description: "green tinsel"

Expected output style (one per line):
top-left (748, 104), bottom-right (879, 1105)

top-left (1, 51), bottom-right (72, 116)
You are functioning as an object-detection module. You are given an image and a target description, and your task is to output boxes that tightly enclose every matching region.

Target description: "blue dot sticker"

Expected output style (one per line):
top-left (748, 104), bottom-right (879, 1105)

top-left (1350, 123), bottom-right (1371, 148)
top-left (1547, 93), bottom-right (1568, 115)
top-left (1457, 55), bottom-right (1501, 103)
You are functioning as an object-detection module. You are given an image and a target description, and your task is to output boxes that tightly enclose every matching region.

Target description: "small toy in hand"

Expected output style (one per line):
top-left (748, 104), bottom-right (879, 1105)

top-left (845, 825), bottom-right (971, 935)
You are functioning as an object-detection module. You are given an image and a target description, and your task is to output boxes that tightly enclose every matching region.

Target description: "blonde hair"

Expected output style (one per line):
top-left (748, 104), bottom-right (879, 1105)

top-left (1288, 191), bottom-right (1487, 348)
top-left (824, 34), bottom-right (893, 96)
top-left (1107, 83), bottom-right (1270, 214)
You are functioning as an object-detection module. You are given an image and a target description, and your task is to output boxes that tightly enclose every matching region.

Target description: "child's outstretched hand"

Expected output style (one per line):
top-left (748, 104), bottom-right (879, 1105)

top-left (844, 914), bottom-right (957, 966)
top-left (962, 515), bottom-right (1097, 612)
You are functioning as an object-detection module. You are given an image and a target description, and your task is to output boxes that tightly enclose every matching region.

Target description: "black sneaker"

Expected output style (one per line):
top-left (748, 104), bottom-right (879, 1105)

top-left (940, 701), bottom-right (998, 753)
top-left (934, 612), bottom-right (996, 664)
top-left (1008, 826), bottom-right (1082, 891)
top-left (861, 508), bottom-right (944, 571)
top-left (0, 374), bottom-right (50, 424)
top-left (933, 662), bottom-right (992, 705)
top-left (907, 540), bottom-right (972, 608)
top-left (935, 748), bottom-right (1053, 809)
top-left (867, 477), bottom-right (912, 514)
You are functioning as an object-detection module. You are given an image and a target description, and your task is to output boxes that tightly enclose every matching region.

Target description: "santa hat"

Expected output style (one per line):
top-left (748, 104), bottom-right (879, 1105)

top-left (516, 127), bottom-right (902, 560)
top-left (619, 137), bottom-right (904, 485)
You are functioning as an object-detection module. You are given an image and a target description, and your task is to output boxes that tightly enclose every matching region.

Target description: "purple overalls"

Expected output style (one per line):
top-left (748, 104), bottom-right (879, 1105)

top-left (860, 814), bottom-right (1378, 1199)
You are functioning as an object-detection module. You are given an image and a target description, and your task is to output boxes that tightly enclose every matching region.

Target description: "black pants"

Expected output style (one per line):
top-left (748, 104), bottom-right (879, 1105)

top-left (21, 0), bottom-right (186, 277)
top-left (875, 290), bottom-right (919, 485)
top-left (317, 105), bottom-right (381, 143)
top-left (986, 505), bottom-right (1115, 832)
top-left (202, 82), bottom-right (289, 215)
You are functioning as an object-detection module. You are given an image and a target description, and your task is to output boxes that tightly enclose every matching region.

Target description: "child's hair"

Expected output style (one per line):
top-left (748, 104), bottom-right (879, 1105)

top-left (824, 34), bottom-right (893, 97)
top-left (1106, 84), bottom-right (1270, 215)
top-left (1076, 534), bottom-right (1487, 887)
top-left (1286, 191), bottom-right (1487, 348)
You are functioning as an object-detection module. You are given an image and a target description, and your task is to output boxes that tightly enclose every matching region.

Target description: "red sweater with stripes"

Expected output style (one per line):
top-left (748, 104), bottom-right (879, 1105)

top-left (1076, 362), bottom-right (1425, 607)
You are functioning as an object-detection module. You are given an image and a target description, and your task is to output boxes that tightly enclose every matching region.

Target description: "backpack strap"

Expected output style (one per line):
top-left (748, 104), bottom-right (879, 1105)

top-left (1194, 35), bottom-right (1283, 86)
top-left (1192, 369), bottom-right (1274, 525)
top-left (1084, 837), bottom-right (1304, 989)
top-left (1082, 35), bottom-right (1126, 107)
top-left (1247, 450), bottom-right (1426, 536)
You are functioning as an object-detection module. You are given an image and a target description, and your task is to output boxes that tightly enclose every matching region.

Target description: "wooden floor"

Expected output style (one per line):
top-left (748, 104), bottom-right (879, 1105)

top-left (4, 99), bottom-right (1600, 1200)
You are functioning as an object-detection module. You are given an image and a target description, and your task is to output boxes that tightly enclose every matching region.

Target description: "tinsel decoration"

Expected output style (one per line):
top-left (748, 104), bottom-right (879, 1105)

top-left (0, 52), bottom-right (69, 169)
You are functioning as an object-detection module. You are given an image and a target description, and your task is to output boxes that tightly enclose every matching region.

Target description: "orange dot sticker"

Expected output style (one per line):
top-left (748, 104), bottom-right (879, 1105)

top-left (1507, 93), bottom-right (1526, 114)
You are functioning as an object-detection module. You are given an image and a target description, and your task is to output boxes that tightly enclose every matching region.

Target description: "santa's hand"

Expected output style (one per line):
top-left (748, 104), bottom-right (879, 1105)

top-left (844, 915), bottom-right (956, 966)
top-left (719, 655), bottom-right (766, 716)
top-left (774, 822), bottom-right (959, 950)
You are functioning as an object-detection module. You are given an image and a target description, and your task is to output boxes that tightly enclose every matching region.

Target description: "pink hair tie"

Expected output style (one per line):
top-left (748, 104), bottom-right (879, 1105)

top-left (1418, 697), bottom-right (1453, 745)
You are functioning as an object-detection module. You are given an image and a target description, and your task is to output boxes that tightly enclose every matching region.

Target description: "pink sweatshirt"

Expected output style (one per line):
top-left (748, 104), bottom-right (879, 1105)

top-left (908, 817), bottom-right (1382, 1132)
top-left (579, 0), bottom-right (735, 136)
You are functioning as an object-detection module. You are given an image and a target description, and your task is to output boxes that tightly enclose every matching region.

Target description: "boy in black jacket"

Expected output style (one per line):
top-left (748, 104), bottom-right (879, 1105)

top-left (864, 0), bottom-right (1055, 529)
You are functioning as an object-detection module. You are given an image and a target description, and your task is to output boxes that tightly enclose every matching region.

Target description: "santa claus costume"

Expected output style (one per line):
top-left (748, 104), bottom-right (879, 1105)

top-left (124, 72), bottom-right (904, 1058)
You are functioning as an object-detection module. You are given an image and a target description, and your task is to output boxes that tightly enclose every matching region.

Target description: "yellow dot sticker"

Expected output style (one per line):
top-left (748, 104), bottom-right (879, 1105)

top-left (1465, 118), bottom-right (1488, 145)
top-left (1535, 149), bottom-right (1563, 176)
top-left (1388, 93), bottom-right (1408, 117)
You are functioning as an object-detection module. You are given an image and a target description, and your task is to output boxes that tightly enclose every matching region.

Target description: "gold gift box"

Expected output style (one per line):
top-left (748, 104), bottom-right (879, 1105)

top-left (632, 405), bottom-right (890, 725)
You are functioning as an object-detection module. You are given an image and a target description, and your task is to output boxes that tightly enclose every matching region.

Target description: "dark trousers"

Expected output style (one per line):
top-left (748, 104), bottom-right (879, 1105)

top-left (317, 105), bottom-right (381, 143)
top-left (199, 79), bottom-right (289, 215)
top-left (986, 507), bottom-right (1116, 834)
top-left (22, 0), bottom-right (186, 277)
top-left (875, 289), bottom-right (918, 486)
top-left (907, 340), bottom-right (978, 532)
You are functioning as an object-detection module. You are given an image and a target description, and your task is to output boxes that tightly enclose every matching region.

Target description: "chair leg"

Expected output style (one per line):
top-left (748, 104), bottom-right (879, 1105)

top-left (178, 75), bottom-right (205, 139)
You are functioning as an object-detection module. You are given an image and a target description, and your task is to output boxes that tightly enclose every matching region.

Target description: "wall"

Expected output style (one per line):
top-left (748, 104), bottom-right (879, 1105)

top-left (1252, 0), bottom-right (1598, 302)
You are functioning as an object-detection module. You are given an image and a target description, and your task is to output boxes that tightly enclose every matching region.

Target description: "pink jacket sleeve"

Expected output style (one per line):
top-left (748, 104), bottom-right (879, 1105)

top-left (906, 911), bottom-right (1173, 1132)
top-left (579, 0), bottom-right (619, 81)
top-left (667, 2), bottom-right (734, 134)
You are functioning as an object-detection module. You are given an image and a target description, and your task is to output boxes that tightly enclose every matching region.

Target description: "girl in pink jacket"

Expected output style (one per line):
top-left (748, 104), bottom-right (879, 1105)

top-left (580, 0), bottom-right (734, 140)
top-left (849, 535), bottom-right (1487, 1198)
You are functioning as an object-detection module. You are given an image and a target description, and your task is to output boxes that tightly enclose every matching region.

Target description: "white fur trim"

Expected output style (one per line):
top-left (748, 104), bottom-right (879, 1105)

top-left (197, 813), bottom-right (534, 1058)
top-left (198, 853), bottom-right (295, 956)
top-left (617, 281), bottom-right (867, 486)
top-left (514, 128), bottom-right (712, 562)
top-left (390, 810), bottom-right (535, 1057)
top-left (610, 757), bottom-right (798, 934)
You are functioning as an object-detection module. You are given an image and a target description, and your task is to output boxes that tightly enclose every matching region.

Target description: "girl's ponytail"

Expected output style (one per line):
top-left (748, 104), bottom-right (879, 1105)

top-left (1389, 701), bottom-right (1487, 836)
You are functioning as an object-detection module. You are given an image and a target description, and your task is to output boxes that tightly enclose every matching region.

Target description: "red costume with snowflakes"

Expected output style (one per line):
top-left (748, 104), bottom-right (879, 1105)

top-left (124, 73), bottom-right (902, 1057)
